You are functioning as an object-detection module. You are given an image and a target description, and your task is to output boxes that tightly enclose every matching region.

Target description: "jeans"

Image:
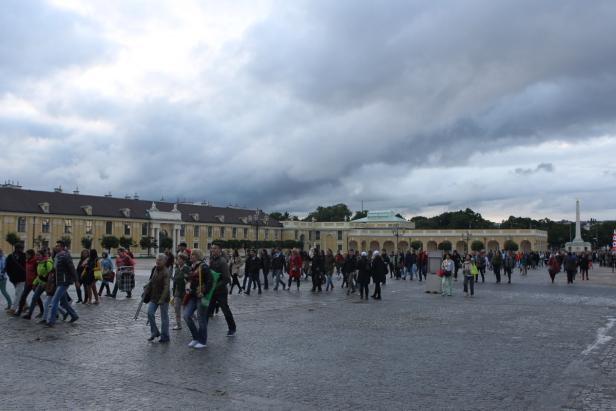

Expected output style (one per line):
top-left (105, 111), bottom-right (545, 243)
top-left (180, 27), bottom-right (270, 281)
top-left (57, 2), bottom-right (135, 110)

top-left (262, 269), bottom-right (269, 290)
top-left (441, 275), bottom-right (453, 296)
top-left (11, 282), bottom-right (24, 311)
top-left (209, 291), bottom-right (236, 332)
top-left (287, 276), bottom-right (300, 289)
top-left (48, 285), bottom-right (78, 325)
top-left (0, 279), bottom-right (12, 308)
top-left (230, 274), bottom-right (243, 293)
top-left (418, 264), bottom-right (427, 281)
top-left (27, 285), bottom-right (46, 316)
top-left (147, 302), bottom-right (169, 340)
top-left (246, 273), bottom-right (261, 294)
top-left (183, 296), bottom-right (209, 344)
top-left (325, 274), bottom-right (334, 291)
top-left (346, 271), bottom-right (357, 293)
top-left (493, 267), bottom-right (501, 283)
top-left (19, 283), bottom-right (43, 315)
top-left (98, 281), bottom-right (112, 296)
top-left (273, 269), bottom-right (286, 290)
top-left (463, 275), bottom-right (474, 295)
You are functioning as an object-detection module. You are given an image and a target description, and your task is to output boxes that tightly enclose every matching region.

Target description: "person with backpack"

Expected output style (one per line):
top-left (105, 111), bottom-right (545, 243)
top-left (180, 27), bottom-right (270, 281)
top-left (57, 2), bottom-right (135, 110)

top-left (371, 251), bottom-right (387, 300)
top-left (46, 240), bottom-right (79, 326)
top-left (463, 254), bottom-right (475, 297)
top-left (206, 244), bottom-right (236, 337)
top-left (23, 249), bottom-right (49, 319)
top-left (0, 249), bottom-right (11, 311)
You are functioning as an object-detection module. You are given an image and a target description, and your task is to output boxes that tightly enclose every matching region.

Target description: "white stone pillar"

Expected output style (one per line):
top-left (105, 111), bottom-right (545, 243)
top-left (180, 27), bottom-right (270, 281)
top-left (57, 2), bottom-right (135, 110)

top-left (574, 199), bottom-right (582, 241)
top-left (173, 225), bottom-right (179, 253)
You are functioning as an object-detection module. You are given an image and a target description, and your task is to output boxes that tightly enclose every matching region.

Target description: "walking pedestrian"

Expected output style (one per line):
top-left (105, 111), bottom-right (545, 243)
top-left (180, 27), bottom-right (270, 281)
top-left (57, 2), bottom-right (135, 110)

top-left (371, 251), bottom-right (387, 300)
top-left (0, 249), bottom-right (11, 310)
top-left (324, 249), bottom-right (335, 292)
top-left (441, 254), bottom-right (454, 296)
top-left (172, 253), bottom-right (189, 330)
top-left (206, 244), bottom-right (236, 337)
top-left (311, 248), bottom-right (324, 293)
top-left (491, 251), bottom-right (502, 284)
top-left (343, 250), bottom-right (357, 295)
top-left (5, 243), bottom-right (26, 315)
top-left (244, 249), bottom-right (261, 295)
top-left (462, 255), bottom-right (475, 297)
top-left (287, 249), bottom-right (302, 290)
top-left (271, 248), bottom-right (286, 291)
top-left (21, 249), bottom-right (46, 319)
top-left (47, 240), bottom-right (79, 326)
top-left (98, 251), bottom-right (114, 297)
top-left (145, 254), bottom-right (171, 343)
top-left (357, 252), bottom-right (370, 299)
top-left (229, 249), bottom-right (244, 294)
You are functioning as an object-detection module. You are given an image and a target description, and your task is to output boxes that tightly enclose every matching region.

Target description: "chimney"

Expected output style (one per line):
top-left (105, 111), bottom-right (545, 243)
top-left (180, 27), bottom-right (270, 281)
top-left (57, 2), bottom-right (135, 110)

top-left (104, 192), bottom-right (112, 198)
top-left (133, 193), bottom-right (139, 200)
top-left (73, 186), bottom-right (80, 195)
top-left (54, 186), bottom-right (63, 193)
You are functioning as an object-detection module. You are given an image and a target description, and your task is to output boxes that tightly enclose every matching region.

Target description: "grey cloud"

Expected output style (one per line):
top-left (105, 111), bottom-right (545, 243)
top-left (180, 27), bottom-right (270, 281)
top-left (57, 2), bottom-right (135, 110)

top-left (0, 0), bottom-right (110, 92)
top-left (514, 163), bottom-right (555, 175)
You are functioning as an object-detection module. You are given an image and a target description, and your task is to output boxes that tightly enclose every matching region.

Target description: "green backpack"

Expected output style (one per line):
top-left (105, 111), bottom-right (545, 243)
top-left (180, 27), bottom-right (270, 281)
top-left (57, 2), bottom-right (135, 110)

top-left (198, 265), bottom-right (221, 308)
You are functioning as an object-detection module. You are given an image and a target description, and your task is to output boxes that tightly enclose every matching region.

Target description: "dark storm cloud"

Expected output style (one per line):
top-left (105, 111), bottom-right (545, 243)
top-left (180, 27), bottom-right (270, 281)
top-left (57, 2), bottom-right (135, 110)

top-left (1, 0), bottom-right (616, 220)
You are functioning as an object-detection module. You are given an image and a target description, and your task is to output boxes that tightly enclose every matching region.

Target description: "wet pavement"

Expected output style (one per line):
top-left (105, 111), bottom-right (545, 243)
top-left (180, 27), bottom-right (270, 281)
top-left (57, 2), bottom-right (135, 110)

top-left (1, 263), bottom-right (616, 410)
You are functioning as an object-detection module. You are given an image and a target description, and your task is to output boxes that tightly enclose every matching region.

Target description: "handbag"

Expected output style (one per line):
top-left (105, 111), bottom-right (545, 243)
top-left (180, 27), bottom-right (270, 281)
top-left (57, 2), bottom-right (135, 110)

top-left (436, 269), bottom-right (444, 278)
top-left (102, 270), bottom-right (115, 282)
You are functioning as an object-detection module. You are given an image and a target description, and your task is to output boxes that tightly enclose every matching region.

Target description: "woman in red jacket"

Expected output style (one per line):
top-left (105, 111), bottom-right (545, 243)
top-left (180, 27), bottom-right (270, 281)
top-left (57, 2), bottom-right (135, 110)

top-left (287, 249), bottom-right (302, 291)
top-left (17, 249), bottom-right (43, 317)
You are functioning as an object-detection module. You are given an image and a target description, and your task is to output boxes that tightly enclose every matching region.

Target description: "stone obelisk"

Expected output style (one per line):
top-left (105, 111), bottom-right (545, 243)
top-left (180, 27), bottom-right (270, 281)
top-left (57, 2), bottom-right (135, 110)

top-left (574, 199), bottom-right (582, 241)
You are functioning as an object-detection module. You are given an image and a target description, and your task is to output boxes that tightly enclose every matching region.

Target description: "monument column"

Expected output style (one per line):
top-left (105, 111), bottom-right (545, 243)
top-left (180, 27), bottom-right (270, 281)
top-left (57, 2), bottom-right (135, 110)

top-left (574, 199), bottom-right (582, 241)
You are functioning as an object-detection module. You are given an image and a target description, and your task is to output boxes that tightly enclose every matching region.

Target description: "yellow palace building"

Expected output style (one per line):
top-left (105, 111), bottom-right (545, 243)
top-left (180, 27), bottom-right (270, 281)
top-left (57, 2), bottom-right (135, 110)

top-left (0, 185), bottom-right (547, 255)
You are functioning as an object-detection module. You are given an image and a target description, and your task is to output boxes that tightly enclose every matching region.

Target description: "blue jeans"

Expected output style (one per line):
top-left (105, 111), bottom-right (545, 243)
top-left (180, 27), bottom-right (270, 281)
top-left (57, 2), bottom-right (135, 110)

top-left (27, 285), bottom-right (45, 317)
top-left (48, 285), bottom-right (78, 324)
top-left (273, 269), bottom-right (285, 290)
top-left (147, 302), bottom-right (169, 340)
top-left (325, 274), bottom-right (334, 291)
top-left (183, 296), bottom-right (209, 344)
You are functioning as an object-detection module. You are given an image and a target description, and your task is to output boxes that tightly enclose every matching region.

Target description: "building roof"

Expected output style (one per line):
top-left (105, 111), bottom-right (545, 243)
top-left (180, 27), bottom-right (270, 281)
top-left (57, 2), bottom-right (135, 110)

top-left (353, 210), bottom-right (407, 223)
top-left (0, 187), bottom-right (282, 227)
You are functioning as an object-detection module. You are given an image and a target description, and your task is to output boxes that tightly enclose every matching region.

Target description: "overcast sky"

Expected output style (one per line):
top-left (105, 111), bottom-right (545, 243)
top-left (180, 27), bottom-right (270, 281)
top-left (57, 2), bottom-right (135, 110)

top-left (1, 0), bottom-right (615, 221)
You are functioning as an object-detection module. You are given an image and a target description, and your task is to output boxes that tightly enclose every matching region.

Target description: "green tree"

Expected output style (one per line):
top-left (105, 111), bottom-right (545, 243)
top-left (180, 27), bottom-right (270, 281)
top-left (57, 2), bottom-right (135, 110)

top-left (119, 236), bottom-right (135, 250)
top-left (100, 235), bottom-right (120, 252)
top-left (304, 204), bottom-right (353, 222)
top-left (410, 240), bottom-right (423, 250)
top-left (159, 235), bottom-right (173, 251)
top-left (503, 240), bottom-right (519, 251)
top-left (5, 232), bottom-right (20, 249)
top-left (60, 236), bottom-right (72, 249)
top-left (139, 236), bottom-right (158, 256)
top-left (269, 211), bottom-right (291, 221)
top-left (438, 241), bottom-right (452, 251)
top-left (471, 240), bottom-right (484, 252)
top-left (81, 237), bottom-right (93, 250)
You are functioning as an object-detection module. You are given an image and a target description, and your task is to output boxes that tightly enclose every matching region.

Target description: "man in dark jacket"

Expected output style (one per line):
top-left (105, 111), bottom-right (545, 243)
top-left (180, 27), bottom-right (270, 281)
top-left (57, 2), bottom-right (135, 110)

top-left (5, 242), bottom-right (26, 314)
top-left (271, 248), bottom-right (286, 291)
top-left (342, 250), bottom-right (357, 294)
top-left (311, 248), bottom-right (325, 292)
top-left (146, 254), bottom-right (171, 343)
top-left (244, 249), bottom-right (262, 295)
top-left (260, 249), bottom-right (270, 290)
top-left (47, 240), bottom-right (78, 326)
top-left (208, 244), bottom-right (236, 336)
top-left (371, 251), bottom-right (387, 300)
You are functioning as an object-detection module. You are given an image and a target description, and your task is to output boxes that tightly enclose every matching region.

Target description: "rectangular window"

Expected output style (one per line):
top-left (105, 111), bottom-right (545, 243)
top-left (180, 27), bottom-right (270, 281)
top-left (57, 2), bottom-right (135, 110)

top-left (41, 219), bottom-right (50, 233)
top-left (193, 225), bottom-right (200, 237)
top-left (193, 242), bottom-right (199, 249)
top-left (315, 231), bottom-right (320, 240)
top-left (338, 230), bottom-right (343, 241)
top-left (338, 244), bottom-right (343, 252)
top-left (105, 221), bottom-right (113, 235)
top-left (85, 220), bottom-right (93, 235)
top-left (220, 227), bottom-right (225, 238)
top-left (124, 224), bottom-right (131, 236)
top-left (265, 229), bottom-right (269, 240)
top-left (295, 230), bottom-right (298, 240)
top-left (17, 217), bottom-right (26, 233)
top-left (142, 223), bottom-right (148, 237)
top-left (64, 219), bottom-right (72, 234)
top-left (232, 227), bottom-right (237, 239)
top-left (243, 228), bottom-right (248, 239)
top-left (309, 231), bottom-right (312, 241)
top-left (180, 224), bottom-right (185, 237)
top-left (207, 226), bottom-right (212, 237)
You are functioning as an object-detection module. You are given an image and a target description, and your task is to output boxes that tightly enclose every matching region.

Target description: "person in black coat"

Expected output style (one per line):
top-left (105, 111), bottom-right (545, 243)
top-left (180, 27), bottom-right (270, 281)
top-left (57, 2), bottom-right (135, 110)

top-left (371, 251), bottom-right (387, 300)
top-left (5, 243), bottom-right (26, 313)
top-left (260, 249), bottom-right (270, 290)
top-left (311, 248), bottom-right (325, 292)
top-left (244, 249), bottom-right (262, 295)
top-left (356, 252), bottom-right (371, 299)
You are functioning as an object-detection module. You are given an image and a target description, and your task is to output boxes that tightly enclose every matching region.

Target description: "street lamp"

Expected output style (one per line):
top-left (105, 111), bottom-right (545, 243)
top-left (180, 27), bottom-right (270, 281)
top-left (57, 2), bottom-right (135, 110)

top-left (392, 224), bottom-right (400, 254)
top-left (462, 230), bottom-right (471, 255)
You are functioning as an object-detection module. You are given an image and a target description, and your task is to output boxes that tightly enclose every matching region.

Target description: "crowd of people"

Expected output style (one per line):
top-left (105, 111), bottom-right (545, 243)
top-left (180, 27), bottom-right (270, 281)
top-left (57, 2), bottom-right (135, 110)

top-left (0, 240), bottom-right (612, 350)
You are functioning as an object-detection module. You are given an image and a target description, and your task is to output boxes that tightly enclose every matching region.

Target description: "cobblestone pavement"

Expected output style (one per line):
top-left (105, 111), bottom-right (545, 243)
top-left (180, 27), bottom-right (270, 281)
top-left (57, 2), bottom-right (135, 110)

top-left (1, 264), bottom-right (616, 410)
